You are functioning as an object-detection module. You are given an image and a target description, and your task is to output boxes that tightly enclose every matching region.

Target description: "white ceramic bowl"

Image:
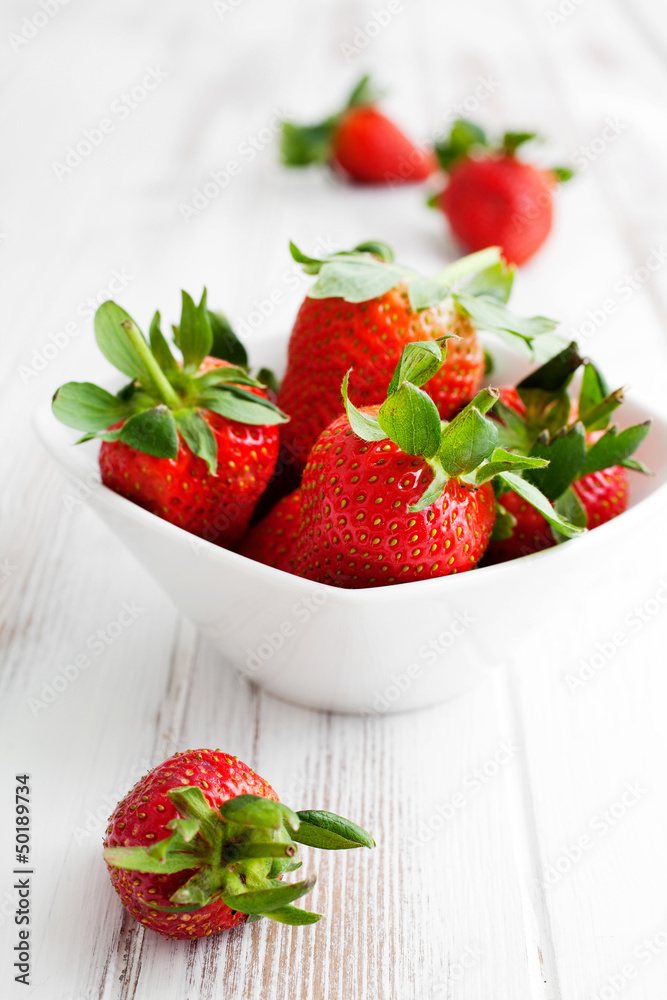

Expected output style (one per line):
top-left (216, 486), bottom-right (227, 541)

top-left (34, 332), bottom-right (667, 714)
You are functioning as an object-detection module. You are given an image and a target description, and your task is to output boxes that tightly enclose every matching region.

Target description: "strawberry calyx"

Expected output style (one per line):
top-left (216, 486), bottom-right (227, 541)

top-left (280, 75), bottom-right (381, 167)
top-left (290, 240), bottom-right (558, 355)
top-left (52, 290), bottom-right (288, 473)
top-left (433, 117), bottom-right (574, 181)
top-left (104, 788), bottom-right (374, 926)
top-left (492, 343), bottom-right (651, 541)
top-left (340, 339), bottom-right (583, 540)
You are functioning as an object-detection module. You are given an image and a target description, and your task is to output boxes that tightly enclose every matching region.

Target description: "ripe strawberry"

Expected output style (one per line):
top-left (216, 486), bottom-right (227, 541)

top-left (281, 76), bottom-right (433, 184)
top-left (484, 344), bottom-right (650, 564)
top-left (432, 120), bottom-right (573, 265)
top-left (104, 749), bottom-right (374, 939)
top-left (278, 241), bottom-right (556, 469)
top-left (53, 290), bottom-right (288, 546)
top-left (298, 340), bottom-right (581, 588)
top-left (239, 489), bottom-right (301, 573)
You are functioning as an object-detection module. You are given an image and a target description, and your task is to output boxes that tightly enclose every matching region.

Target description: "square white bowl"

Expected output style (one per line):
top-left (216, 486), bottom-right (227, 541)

top-left (34, 332), bottom-right (667, 714)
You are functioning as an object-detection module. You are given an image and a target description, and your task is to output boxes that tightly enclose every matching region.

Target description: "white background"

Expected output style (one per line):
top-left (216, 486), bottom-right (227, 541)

top-left (3, 0), bottom-right (667, 997)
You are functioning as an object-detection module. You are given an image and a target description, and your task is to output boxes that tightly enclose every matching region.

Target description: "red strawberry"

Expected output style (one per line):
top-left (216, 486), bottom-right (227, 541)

top-left (53, 291), bottom-right (288, 547)
top-left (484, 345), bottom-right (649, 564)
top-left (282, 76), bottom-right (432, 185)
top-left (433, 120), bottom-right (573, 265)
top-left (278, 241), bottom-right (556, 470)
top-left (104, 749), bottom-right (374, 939)
top-left (239, 488), bottom-right (301, 573)
top-left (298, 341), bottom-right (581, 588)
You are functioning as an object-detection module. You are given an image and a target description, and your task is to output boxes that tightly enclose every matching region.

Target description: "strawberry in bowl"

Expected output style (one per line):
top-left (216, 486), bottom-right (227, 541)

top-left (277, 241), bottom-right (557, 469)
top-left (431, 119), bottom-right (573, 265)
top-left (281, 75), bottom-right (433, 185)
top-left (484, 342), bottom-right (650, 563)
top-left (104, 749), bottom-right (374, 938)
top-left (52, 291), bottom-right (288, 546)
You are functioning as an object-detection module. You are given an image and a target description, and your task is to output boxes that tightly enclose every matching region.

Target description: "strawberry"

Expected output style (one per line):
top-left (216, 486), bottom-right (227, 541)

top-left (104, 748), bottom-right (374, 939)
top-left (239, 489), bottom-right (301, 573)
top-left (298, 340), bottom-right (582, 588)
top-left (484, 343), bottom-right (650, 564)
top-left (432, 120), bottom-right (573, 265)
top-left (281, 75), bottom-right (433, 184)
top-left (52, 291), bottom-right (288, 546)
top-left (278, 241), bottom-right (557, 469)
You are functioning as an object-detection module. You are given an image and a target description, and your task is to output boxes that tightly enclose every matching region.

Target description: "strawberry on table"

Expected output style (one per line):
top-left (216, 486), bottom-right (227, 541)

top-left (52, 291), bottom-right (288, 546)
top-left (103, 748), bottom-right (374, 939)
top-left (485, 343), bottom-right (650, 563)
top-left (278, 241), bottom-right (557, 469)
top-left (281, 75), bottom-right (433, 184)
top-left (239, 488), bottom-right (302, 573)
top-left (432, 120), bottom-right (573, 265)
top-left (298, 340), bottom-right (582, 588)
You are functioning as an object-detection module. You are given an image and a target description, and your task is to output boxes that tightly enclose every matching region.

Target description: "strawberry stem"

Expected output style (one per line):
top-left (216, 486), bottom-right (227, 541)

top-left (434, 247), bottom-right (502, 285)
top-left (121, 320), bottom-right (181, 409)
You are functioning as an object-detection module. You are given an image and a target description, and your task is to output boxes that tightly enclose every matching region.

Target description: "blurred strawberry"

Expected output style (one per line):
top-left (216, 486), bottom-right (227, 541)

top-left (281, 76), bottom-right (433, 185)
top-left (432, 120), bottom-right (573, 265)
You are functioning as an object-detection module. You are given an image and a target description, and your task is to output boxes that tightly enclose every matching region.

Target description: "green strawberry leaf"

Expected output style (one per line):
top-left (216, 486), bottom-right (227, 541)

top-left (199, 386), bottom-right (288, 425)
top-left (579, 422), bottom-right (651, 476)
top-left (407, 276), bottom-right (451, 312)
top-left (517, 341), bottom-right (583, 393)
top-left (208, 310), bottom-right (248, 367)
top-left (178, 289), bottom-right (214, 373)
top-left (552, 167), bottom-right (575, 182)
top-left (387, 340), bottom-right (446, 394)
top-left (498, 471), bottom-right (584, 538)
top-left (95, 301), bottom-right (153, 383)
top-left (474, 448), bottom-right (549, 485)
top-left (434, 118), bottom-right (487, 171)
top-left (378, 383), bottom-right (442, 459)
top-left (437, 389), bottom-right (499, 477)
top-left (149, 311), bottom-right (178, 373)
top-left (194, 366), bottom-right (264, 389)
top-left (104, 844), bottom-right (201, 875)
top-left (221, 875), bottom-right (317, 914)
top-left (341, 371), bottom-right (386, 442)
top-left (257, 367), bottom-right (279, 394)
top-left (453, 291), bottom-right (557, 352)
top-left (552, 486), bottom-right (587, 544)
top-left (169, 868), bottom-right (223, 908)
top-left (281, 120), bottom-right (336, 167)
top-left (620, 457), bottom-right (652, 475)
top-left (523, 422), bottom-right (587, 500)
top-left (462, 262), bottom-right (514, 303)
top-left (52, 382), bottom-right (134, 432)
top-left (289, 241), bottom-right (328, 273)
top-left (174, 409), bottom-right (218, 474)
top-left (307, 255), bottom-right (410, 303)
top-left (291, 811), bottom-right (375, 850)
top-left (258, 905), bottom-right (321, 925)
top-left (502, 131), bottom-right (537, 154)
top-left (346, 74), bottom-right (379, 108)
top-left (117, 406), bottom-right (179, 458)
top-left (578, 361), bottom-right (609, 423)
top-left (219, 794), bottom-right (300, 832)
top-left (493, 400), bottom-right (531, 453)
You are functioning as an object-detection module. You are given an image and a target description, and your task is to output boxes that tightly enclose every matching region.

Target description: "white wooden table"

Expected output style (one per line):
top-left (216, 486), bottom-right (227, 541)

top-left (3, 1), bottom-right (667, 997)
